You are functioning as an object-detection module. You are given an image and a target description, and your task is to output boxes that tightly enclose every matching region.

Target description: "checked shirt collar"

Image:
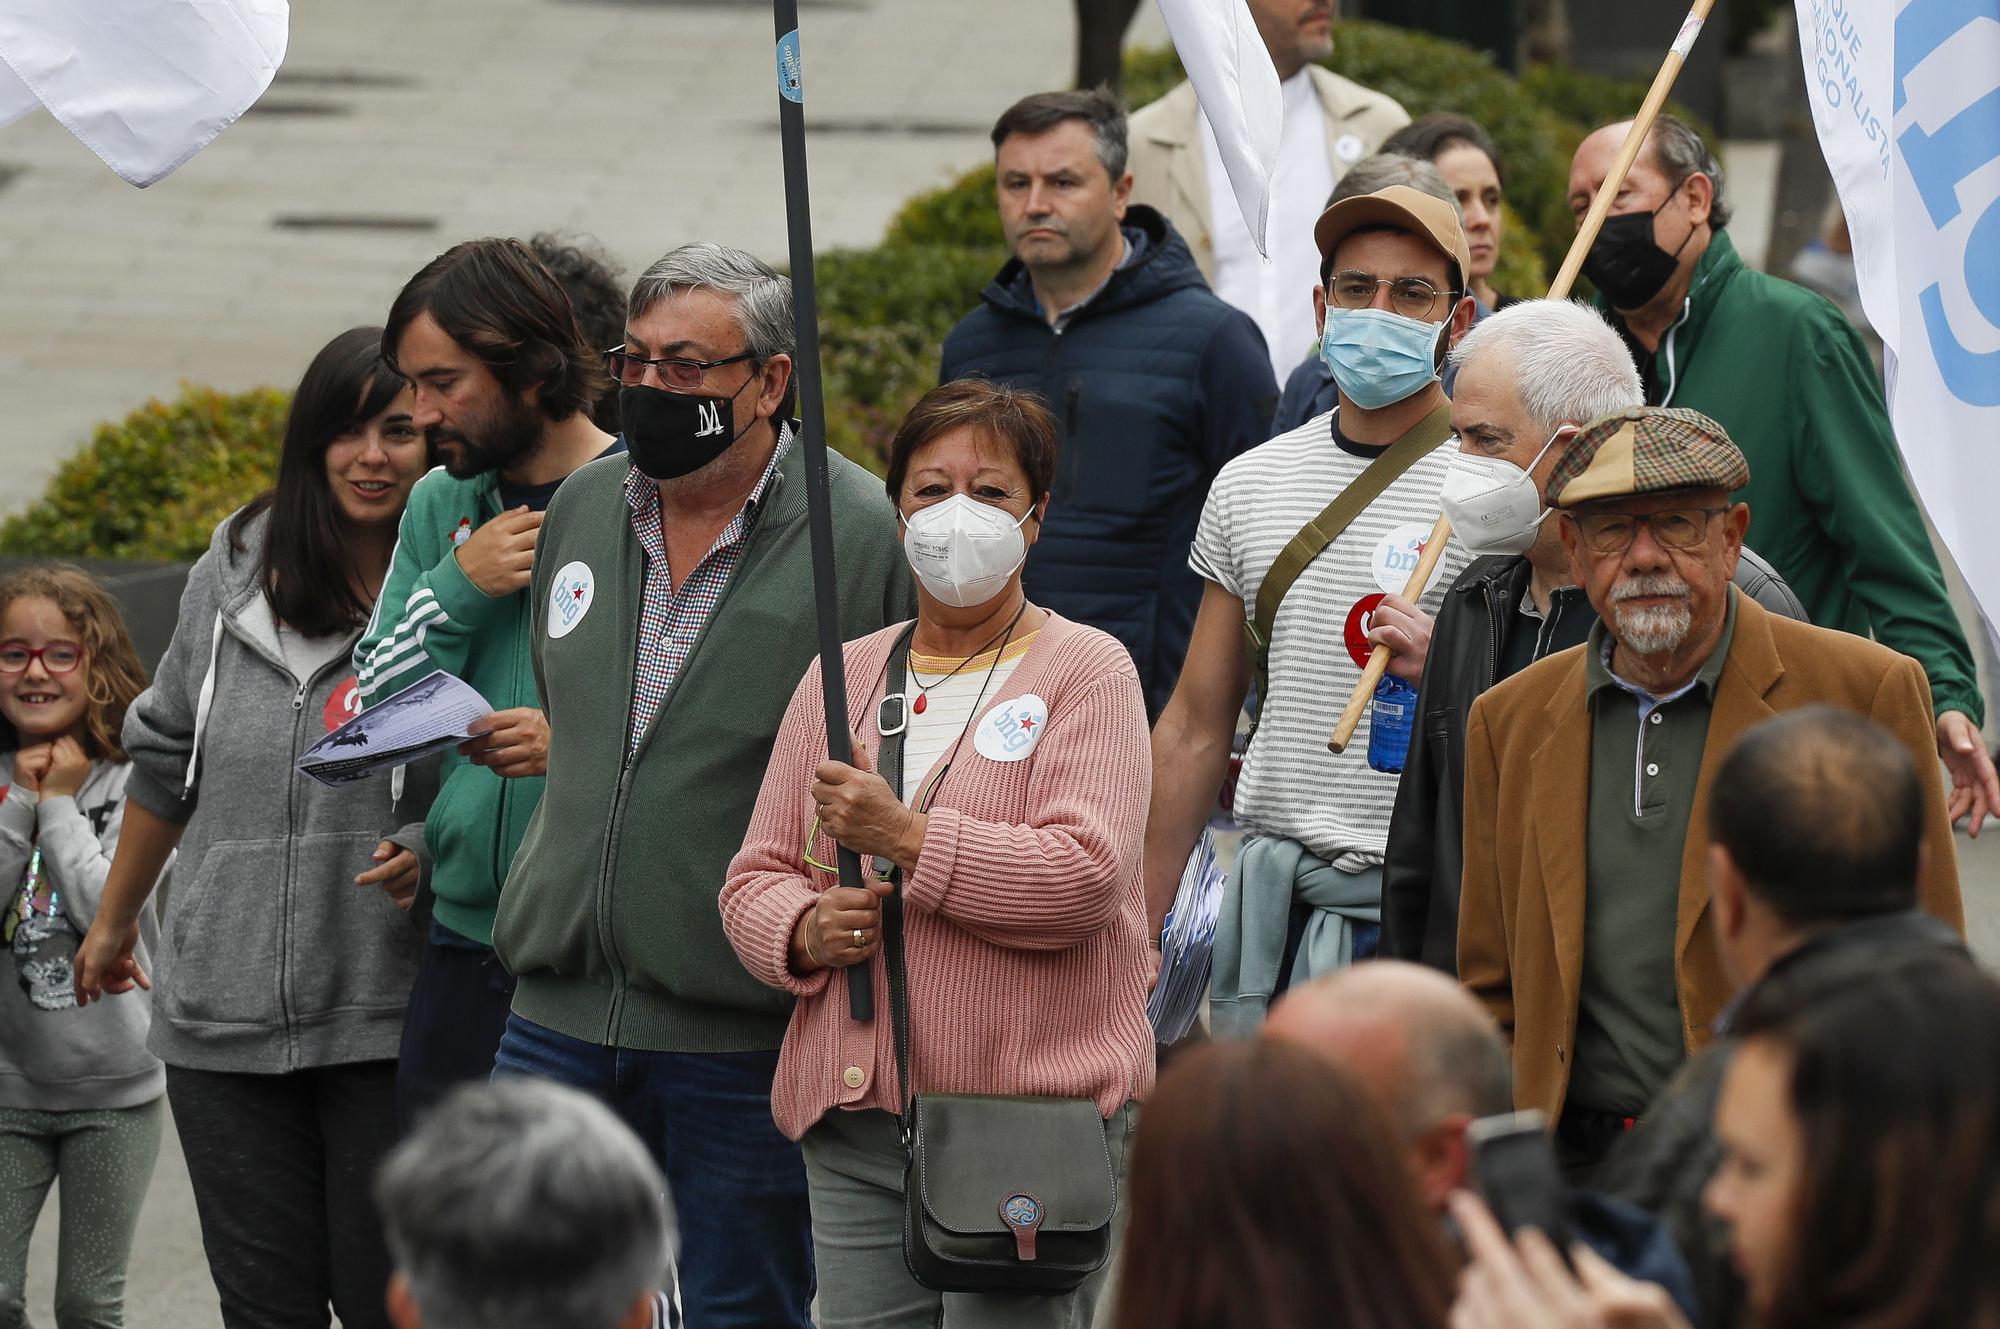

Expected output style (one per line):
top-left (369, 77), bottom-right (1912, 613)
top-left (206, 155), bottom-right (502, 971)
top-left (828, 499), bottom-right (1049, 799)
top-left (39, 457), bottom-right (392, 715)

top-left (621, 425), bottom-right (792, 750)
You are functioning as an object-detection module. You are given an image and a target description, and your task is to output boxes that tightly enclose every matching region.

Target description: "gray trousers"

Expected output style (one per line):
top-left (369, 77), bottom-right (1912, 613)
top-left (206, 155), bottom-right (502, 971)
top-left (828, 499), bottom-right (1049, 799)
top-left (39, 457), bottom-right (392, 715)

top-left (802, 1104), bottom-right (1139, 1329)
top-left (0, 1099), bottom-right (164, 1329)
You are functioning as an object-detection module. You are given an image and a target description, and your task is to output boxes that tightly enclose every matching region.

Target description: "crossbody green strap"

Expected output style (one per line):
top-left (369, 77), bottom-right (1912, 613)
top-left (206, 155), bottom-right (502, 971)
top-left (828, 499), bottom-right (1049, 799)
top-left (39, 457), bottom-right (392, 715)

top-left (1242, 403), bottom-right (1455, 695)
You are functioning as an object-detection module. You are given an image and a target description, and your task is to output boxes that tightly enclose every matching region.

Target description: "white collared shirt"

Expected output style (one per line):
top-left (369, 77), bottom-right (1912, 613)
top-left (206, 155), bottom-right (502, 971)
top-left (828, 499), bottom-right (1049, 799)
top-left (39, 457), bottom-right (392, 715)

top-left (1199, 67), bottom-right (1335, 380)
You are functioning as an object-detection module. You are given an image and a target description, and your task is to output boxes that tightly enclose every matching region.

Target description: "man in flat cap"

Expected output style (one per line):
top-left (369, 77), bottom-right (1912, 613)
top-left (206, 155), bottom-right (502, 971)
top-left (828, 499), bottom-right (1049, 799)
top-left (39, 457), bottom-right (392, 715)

top-left (1456, 405), bottom-right (1964, 1178)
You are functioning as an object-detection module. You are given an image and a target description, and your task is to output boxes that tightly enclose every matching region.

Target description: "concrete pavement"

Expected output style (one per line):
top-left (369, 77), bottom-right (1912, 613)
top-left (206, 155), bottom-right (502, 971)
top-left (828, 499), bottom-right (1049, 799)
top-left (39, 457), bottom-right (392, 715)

top-left (0, 0), bottom-right (1167, 516)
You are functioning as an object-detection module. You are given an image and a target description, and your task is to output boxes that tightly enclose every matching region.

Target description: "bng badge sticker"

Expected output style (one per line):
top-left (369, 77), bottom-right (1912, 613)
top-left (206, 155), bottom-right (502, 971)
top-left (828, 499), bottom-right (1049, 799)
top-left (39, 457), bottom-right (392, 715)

top-left (548, 561), bottom-right (595, 639)
top-left (1371, 522), bottom-right (1445, 596)
top-left (974, 694), bottom-right (1048, 763)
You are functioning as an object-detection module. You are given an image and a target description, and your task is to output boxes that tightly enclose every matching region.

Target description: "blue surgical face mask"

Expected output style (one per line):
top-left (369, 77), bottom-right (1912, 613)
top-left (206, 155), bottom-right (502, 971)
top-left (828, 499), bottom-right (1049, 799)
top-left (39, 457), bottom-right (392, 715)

top-left (1317, 307), bottom-right (1448, 410)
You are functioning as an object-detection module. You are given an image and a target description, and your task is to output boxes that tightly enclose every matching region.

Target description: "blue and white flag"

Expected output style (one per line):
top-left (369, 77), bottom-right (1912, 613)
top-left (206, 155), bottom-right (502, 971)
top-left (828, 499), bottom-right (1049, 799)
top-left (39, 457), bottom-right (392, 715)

top-left (0, 0), bottom-right (288, 187)
top-left (1796, 0), bottom-right (2000, 629)
top-left (1157, 0), bottom-right (1283, 257)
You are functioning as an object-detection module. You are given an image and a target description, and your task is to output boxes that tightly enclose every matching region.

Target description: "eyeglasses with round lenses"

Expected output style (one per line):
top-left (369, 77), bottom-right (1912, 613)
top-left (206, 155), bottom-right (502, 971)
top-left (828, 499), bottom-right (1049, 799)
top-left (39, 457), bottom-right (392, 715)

top-left (0, 642), bottom-right (83, 675)
top-left (1569, 507), bottom-right (1729, 555)
top-left (603, 346), bottom-right (755, 393)
top-left (1327, 270), bottom-right (1457, 319)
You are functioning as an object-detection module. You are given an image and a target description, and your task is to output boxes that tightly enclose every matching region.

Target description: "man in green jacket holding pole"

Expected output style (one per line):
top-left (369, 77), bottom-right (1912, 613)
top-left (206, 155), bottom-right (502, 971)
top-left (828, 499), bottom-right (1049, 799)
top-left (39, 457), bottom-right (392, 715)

top-left (1569, 114), bottom-right (1998, 831)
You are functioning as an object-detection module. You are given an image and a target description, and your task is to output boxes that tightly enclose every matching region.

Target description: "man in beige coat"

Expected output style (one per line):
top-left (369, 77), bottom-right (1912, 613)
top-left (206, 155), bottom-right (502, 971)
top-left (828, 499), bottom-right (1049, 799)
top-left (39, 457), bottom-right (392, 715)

top-left (1127, 2), bottom-right (1406, 379)
top-left (1457, 406), bottom-right (1964, 1178)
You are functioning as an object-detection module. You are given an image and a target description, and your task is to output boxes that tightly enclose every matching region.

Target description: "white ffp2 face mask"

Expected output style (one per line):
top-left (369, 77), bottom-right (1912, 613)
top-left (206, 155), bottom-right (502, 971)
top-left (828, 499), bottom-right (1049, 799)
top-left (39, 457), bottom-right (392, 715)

top-left (900, 494), bottom-right (1034, 608)
top-left (1436, 428), bottom-right (1570, 557)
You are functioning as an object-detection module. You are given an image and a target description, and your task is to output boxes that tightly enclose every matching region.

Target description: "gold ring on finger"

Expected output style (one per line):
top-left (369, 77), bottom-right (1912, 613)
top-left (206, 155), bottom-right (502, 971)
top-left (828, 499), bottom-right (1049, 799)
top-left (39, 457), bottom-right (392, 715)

top-left (852, 928), bottom-right (866, 949)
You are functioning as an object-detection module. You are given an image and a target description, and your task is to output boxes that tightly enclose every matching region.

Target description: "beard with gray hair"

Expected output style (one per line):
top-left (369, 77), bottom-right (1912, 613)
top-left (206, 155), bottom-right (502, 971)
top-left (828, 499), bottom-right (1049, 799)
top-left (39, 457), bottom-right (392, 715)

top-left (1610, 572), bottom-right (1694, 654)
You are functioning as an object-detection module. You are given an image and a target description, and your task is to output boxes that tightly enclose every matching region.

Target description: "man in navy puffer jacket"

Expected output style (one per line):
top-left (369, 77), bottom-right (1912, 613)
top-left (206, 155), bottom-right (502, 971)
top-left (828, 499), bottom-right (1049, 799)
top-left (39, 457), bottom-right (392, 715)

top-left (942, 88), bottom-right (1277, 716)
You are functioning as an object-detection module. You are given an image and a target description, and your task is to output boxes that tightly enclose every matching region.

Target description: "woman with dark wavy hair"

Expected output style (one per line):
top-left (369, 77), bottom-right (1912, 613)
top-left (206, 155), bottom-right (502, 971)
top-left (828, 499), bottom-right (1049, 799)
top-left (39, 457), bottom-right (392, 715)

top-left (74, 327), bottom-right (439, 1329)
top-left (1114, 1039), bottom-right (1454, 1329)
top-left (1452, 951), bottom-right (2000, 1329)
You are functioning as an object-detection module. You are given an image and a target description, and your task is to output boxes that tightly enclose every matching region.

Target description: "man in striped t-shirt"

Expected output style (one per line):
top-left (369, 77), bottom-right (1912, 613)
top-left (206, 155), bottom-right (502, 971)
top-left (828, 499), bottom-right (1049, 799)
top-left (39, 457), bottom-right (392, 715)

top-left (1145, 185), bottom-right (1476, 1035)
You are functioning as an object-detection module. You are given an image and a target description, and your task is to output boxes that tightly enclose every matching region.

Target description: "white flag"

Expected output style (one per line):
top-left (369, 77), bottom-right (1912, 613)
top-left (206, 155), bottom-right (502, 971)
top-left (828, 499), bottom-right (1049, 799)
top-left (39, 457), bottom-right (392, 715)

top-left (1795, 0), bottom-right (2000, 629)
top-left (1155, 0), bottom-right (1283, 257)
top-left (0, 0), bottom-right (289, 187)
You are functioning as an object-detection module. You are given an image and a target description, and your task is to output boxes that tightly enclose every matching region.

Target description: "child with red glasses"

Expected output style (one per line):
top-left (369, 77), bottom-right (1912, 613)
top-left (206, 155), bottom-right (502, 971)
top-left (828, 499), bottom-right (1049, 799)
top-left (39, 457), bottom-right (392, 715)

top-left (0, 563), bottom-right (161, 1328)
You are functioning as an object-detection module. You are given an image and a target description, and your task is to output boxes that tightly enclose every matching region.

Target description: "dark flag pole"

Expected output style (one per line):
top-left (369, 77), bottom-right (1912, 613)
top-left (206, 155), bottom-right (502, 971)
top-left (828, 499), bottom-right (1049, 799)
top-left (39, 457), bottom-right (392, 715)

top-left (771, 1), bottom-right (874, 1022)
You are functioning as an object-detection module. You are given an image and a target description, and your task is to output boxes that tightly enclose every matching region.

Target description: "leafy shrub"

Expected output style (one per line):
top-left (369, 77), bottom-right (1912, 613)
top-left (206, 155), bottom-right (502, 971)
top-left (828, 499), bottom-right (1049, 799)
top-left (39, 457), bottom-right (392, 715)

top-left (0, 385), bottom-right (288, 562)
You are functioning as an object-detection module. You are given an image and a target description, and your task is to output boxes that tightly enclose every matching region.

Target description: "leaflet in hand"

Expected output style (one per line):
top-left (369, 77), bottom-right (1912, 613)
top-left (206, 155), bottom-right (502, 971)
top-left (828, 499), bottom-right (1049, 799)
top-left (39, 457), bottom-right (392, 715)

top-left (296, 671), bottom-right (492, 787)
top-left (1147, 829), bottom-right (1226, 1044)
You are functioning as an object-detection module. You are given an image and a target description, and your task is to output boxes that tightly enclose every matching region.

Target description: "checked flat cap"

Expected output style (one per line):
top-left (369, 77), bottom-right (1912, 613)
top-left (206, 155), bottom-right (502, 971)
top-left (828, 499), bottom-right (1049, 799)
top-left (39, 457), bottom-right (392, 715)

top-left (1547, 406), bottom-right (1751, 507)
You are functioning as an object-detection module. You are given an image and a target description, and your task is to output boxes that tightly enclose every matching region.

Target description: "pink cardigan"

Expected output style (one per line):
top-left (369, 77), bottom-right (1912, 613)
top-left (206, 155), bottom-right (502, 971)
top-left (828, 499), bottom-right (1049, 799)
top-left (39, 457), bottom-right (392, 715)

top-left (721, 612), bottom-right (1156, 1140)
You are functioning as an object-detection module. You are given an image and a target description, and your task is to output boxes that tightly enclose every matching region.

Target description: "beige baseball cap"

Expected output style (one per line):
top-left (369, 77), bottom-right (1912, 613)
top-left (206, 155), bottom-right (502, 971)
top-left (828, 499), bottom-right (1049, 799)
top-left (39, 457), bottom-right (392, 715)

top-left (1312, 185), bottom-right (1473, 291)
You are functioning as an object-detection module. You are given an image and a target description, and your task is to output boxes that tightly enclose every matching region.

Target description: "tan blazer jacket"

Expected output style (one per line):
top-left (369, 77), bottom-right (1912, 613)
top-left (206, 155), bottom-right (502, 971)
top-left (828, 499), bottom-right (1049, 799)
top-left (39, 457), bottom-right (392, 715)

top-left (1125, 69), bottom-right (1409, 284)
top-left (1457, 590), bottom-right (1964, 1121)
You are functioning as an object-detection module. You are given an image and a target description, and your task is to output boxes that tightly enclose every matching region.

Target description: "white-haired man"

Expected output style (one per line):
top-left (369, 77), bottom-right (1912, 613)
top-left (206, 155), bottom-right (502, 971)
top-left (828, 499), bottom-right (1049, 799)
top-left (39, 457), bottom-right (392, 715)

top-left (1380, 300), bottom-right (1805, 971)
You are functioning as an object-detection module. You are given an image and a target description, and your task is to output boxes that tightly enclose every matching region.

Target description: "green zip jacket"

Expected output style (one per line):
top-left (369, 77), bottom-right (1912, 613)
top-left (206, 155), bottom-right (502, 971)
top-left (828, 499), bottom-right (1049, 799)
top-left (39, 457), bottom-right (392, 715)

top-left (353, 467), bottom-right (543, 946)
top-left (493, 444), bottom-right (916, 1054)
top-left (1600, 229), bottom-right (1981, 724)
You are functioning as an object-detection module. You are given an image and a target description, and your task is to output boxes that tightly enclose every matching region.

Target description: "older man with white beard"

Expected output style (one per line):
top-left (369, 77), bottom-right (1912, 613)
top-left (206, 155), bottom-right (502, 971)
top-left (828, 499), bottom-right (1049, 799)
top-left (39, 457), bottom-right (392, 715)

top-left (1455, 405), bottom-right (1962, 1180)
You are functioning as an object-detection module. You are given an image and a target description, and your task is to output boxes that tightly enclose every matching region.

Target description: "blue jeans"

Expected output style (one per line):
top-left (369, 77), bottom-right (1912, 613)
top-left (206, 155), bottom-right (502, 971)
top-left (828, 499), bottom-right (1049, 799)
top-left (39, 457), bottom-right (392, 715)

top-left (492, 1014), bottom-right (814, 1329)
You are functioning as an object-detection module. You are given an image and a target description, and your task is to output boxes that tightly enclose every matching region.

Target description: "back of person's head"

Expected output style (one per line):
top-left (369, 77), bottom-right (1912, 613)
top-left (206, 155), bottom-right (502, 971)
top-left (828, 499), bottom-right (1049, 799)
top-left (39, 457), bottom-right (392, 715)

top-left (0, 564), bottom-right (148, 762)
top-left (1265, 961), bottom-right (1511, 1207)
top-left (1381, 112), bottom-right (1505, 185)
top-left (1448, 299), bottom-right (1641, 436)
top-left (228, 325), bottom-right (418, 637)
top-left (526, 231), bottom-right (627, 432)
top-left (1720, 952), bottom-right (2000, 1329)
top-left (1709, 706), bottom-right (1924, 925)
top-left (384, 237), bottom-right (609, 423)
top-left (989, 87), bottom-right (1129, 182)
top-left (1113, 1039), bottom-right (1453, 1329)
top-left (1327, 152), bottom-right (1456, 210)
top-left (376, 1079), bottom-right (674, 1329)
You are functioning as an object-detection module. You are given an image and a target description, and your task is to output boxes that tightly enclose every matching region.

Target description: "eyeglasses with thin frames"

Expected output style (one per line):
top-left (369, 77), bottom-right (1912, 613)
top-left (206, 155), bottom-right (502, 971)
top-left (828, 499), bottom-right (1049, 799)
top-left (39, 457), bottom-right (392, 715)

top-left (0, 642), bottom-right (83, 675)
top-left (1326, 270), bottom-right (1459, 320)
top-left (603, 346), bottom-right (756, 393)
top-left (1565, 507), bottom-right (1729, 555)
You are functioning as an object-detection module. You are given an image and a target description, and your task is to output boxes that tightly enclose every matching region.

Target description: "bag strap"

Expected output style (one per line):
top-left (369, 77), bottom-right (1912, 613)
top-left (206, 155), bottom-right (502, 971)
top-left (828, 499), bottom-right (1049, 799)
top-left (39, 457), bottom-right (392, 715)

top-left (875, 626), bottom-right (917, 1141)
top-left (1242, 402), bottom-right (1454, 698)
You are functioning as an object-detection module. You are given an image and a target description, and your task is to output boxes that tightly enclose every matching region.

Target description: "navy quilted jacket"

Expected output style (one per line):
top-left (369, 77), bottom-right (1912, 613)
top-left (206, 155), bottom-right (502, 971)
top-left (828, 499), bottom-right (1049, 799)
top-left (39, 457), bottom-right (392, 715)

top-left (940, 206), bottom-right (1277, 716)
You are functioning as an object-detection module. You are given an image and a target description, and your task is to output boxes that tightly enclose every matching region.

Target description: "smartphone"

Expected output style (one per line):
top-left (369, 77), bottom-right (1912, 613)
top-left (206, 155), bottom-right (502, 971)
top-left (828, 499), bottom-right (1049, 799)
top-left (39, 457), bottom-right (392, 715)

top-left (1467, 1110), bottom-right (1574, 1264)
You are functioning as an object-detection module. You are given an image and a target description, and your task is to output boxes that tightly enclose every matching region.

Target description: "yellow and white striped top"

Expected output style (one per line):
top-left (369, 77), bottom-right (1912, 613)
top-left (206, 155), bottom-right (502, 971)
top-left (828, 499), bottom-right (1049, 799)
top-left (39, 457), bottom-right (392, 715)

top-left (899, 632), bottom-right (1039, 805)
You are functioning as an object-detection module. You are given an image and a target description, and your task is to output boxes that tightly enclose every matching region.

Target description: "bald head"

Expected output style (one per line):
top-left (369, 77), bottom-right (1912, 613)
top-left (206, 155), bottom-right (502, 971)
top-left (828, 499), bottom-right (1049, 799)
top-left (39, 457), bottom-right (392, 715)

top-left (1264, 961), bottom-right (1512, 1133)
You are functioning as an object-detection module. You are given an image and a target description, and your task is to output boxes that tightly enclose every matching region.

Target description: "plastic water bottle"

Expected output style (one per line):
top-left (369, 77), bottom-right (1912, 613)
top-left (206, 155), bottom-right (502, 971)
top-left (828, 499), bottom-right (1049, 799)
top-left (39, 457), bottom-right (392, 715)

top-left (1367, 675), bottom-right (1417, 774)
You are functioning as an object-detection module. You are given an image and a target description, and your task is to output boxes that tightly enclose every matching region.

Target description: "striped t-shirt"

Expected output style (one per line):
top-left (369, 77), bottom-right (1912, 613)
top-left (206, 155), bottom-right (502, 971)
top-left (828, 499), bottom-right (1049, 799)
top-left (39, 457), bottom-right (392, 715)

top-left (1189, 410), bottom-right (1471, 869)
top-left (897, 633), bottom-right (1037, 805)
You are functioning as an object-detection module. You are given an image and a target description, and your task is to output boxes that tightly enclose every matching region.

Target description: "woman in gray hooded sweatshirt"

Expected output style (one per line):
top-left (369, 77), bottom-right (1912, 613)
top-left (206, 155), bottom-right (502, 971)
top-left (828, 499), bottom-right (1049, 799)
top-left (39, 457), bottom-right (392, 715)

top-left (74, 328), bottom-right (439, 1329)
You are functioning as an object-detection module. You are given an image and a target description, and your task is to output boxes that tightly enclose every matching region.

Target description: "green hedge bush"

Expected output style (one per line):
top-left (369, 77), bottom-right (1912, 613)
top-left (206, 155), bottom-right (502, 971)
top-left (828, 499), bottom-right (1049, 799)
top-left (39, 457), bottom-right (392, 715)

top-left (0, 385), bottom-right (288, 562)
top-left (11, 20), bottom-right (1708, 551)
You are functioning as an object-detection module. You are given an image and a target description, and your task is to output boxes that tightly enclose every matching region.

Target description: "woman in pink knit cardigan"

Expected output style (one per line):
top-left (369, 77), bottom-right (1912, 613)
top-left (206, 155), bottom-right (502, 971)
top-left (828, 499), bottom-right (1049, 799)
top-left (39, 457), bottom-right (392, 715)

top-left (721, 380), bottom-right (1155, 1328)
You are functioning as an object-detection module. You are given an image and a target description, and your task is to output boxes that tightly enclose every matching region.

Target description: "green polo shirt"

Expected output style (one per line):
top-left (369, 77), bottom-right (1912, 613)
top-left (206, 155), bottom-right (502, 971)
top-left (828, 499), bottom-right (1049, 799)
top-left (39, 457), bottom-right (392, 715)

top-left (1568, 594), bottom-right (1737, 1117)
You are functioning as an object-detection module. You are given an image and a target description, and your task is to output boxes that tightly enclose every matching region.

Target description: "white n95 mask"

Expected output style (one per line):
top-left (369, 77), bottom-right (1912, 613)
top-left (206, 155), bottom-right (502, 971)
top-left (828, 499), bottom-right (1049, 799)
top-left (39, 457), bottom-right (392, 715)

top-left (901, 494), bottom-right (1033, 608)
top-left (1436, 428), bottom-right (1568, 557)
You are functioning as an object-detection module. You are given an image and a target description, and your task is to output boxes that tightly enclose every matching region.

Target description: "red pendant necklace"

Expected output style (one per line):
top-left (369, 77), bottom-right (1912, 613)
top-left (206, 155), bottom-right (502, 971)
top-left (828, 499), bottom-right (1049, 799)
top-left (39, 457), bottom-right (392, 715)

top-left (908, 607), bottom-right (1026, 716)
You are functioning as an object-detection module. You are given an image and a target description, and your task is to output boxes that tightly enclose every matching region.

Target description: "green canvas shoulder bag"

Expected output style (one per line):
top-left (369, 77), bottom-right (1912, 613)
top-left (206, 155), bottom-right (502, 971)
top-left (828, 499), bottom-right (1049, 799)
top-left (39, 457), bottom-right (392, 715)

top-left (874, 628), bottom-right (1117, 1295)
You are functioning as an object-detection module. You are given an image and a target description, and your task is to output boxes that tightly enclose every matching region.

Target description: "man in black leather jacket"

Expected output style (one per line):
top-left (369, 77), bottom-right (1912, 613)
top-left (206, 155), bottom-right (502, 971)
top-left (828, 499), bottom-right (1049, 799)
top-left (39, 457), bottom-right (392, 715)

top-left (1380, 301), bottom-right (1806, 970)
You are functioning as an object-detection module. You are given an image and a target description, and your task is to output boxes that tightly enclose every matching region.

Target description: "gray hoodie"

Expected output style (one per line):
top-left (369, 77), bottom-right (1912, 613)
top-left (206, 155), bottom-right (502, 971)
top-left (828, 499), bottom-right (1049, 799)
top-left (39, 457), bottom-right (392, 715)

top-left (0, 756), bottom-right (163, 1110)
top-left (122, 511), bottom-right (438, 1074)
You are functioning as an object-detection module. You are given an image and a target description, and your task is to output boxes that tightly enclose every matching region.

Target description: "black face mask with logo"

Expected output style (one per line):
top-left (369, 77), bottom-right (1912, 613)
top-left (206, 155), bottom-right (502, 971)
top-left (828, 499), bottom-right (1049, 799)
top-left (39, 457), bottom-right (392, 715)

top-left (1582, 190), bottom-right (1698, 310)
top-left (620, 384), bottom-right (743, 480)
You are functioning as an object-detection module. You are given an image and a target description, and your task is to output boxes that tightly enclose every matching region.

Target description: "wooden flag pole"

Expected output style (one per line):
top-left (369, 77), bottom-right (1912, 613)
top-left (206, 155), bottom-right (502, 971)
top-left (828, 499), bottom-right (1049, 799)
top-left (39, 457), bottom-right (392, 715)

top-left (1326, 0), bottom-right (1717, 753)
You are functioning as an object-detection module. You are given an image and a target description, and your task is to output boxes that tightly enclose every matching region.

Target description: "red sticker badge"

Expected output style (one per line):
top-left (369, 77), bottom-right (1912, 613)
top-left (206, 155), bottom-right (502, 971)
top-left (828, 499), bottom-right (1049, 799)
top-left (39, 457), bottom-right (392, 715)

top-left (1344, 593), bottom-right (1387, 668)
top-left (323, 677), bottom-right (362, 733)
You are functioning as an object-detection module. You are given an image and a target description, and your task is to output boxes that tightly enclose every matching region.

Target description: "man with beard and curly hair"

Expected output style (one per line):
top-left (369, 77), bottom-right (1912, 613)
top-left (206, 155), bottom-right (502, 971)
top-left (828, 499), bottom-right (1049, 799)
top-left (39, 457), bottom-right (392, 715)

top-left (356, 237), bottom-right (625, 1133)
top-left (1455, 405), bottom-right (1963, 1180)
